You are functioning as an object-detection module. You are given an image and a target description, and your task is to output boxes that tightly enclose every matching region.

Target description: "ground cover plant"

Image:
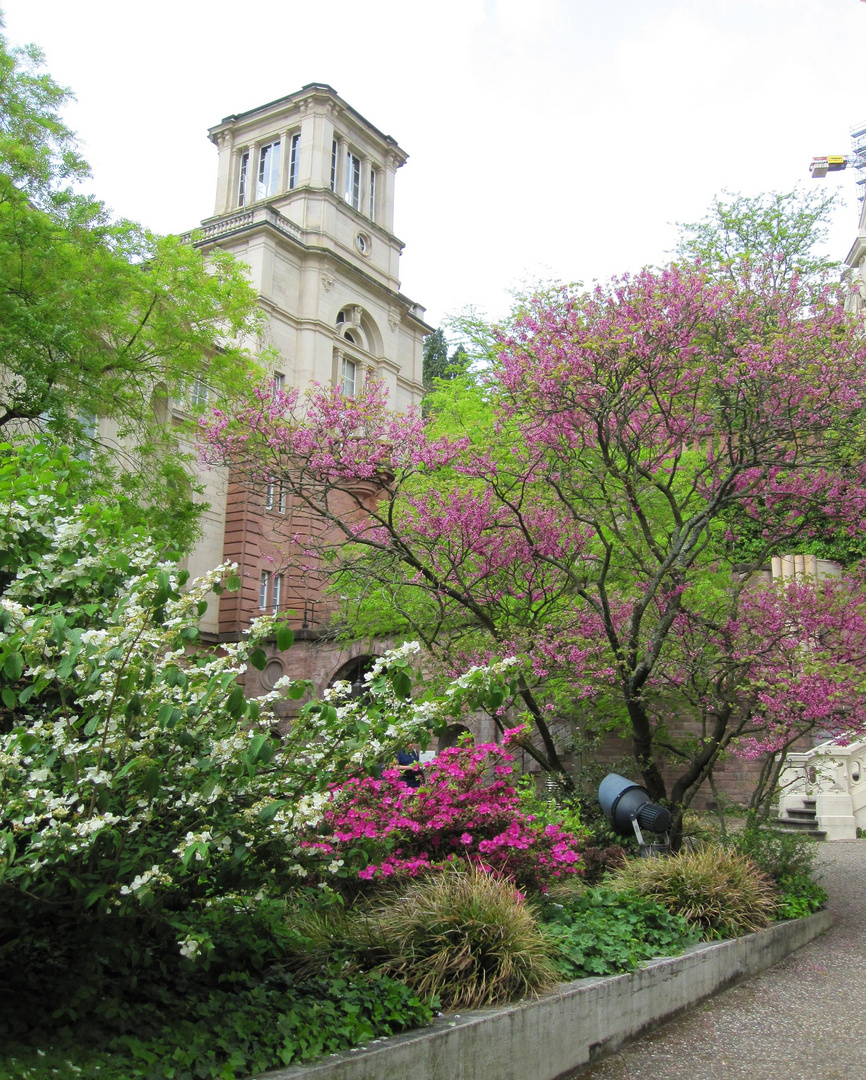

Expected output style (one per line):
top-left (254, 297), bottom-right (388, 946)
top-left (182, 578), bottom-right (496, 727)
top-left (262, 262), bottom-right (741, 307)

top-left (537, 887), bottom-right (700, 980)
top-left (0, 972), bottom-right (434, 1080)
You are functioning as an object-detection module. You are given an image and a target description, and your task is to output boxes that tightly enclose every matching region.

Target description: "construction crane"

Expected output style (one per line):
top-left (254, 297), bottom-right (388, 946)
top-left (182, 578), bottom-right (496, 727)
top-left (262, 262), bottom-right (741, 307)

top-left (809, 155), bottom-right (850, 178)
top-left (810, 125), bottom-right (866, 206)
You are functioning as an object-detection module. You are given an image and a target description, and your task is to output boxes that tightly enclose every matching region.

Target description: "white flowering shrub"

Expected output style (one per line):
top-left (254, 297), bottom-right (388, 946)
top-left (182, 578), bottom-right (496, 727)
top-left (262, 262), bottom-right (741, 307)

top-left (0, 445), bottom-right (524, 1033)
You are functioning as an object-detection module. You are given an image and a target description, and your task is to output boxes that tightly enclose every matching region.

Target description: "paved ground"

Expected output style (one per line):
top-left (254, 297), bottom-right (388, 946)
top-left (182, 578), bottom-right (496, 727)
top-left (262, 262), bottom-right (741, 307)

top-left (566, 841), bottom-right (866, 1080)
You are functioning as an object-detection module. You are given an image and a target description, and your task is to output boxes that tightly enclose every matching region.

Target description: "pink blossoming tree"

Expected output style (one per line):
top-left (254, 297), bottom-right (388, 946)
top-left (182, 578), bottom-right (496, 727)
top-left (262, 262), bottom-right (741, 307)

top-left (201, 244), bottom-right (866, 838)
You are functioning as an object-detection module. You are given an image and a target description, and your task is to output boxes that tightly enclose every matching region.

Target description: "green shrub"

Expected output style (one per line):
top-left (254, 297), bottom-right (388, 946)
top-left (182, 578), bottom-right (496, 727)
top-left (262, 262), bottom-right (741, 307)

top-left (610, 847), bottom-right (778, 939)
top-left (777, 873), bottom-right (828, 919)
top-left (367, 866), bottom-right (558, 1009)
top-left (537, 888), bottom-right (700, 979)
top-left (578, 845), bottom-right (628, 885)
top-left (729, 815), bottom-right (820, 885)
top-left (727, 815), bottom-right (827, 918)
top-left (0, 971), bottom-right (434, 1080)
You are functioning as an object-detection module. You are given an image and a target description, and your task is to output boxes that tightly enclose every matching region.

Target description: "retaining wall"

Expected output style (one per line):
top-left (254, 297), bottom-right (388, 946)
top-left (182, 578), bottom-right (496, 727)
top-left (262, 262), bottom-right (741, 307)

top-left (257, 909), bottom-right (832, 1080)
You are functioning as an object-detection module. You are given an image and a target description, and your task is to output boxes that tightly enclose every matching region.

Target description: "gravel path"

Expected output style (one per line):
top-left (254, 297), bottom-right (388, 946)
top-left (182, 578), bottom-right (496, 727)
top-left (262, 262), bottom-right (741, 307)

top-left (565, 840), bottom-right (866, 1080)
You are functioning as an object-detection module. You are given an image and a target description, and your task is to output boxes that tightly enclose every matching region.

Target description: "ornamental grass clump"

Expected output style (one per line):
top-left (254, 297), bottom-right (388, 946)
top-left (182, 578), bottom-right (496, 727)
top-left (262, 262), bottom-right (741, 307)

top-left (610, 847), bottom-right (778, 940)
top-left (368, 865), bottom-right (558, 1009)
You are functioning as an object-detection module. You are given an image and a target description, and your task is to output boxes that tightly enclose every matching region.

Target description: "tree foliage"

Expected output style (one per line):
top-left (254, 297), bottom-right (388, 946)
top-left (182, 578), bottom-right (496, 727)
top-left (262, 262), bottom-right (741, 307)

top-left (674, 187), bottom-right (840, 286)
top-left (422, 327), bottom-right (469, 392)
top-left (202, 207), bottom-right (866, 830)
top-left (0, 18), bottom-right (263, 548)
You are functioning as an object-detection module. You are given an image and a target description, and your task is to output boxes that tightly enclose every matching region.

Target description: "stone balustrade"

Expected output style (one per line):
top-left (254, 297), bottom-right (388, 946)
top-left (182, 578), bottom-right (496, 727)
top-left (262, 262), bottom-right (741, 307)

top-left (778, 735), bottom-right (866, 839)
top-left (180, 205), bottom-right (302, 245)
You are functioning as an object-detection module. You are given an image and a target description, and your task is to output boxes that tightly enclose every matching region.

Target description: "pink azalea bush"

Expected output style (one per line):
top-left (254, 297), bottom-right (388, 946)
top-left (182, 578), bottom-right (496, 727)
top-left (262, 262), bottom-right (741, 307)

top-left (303, 740), bottom-right (585, 891)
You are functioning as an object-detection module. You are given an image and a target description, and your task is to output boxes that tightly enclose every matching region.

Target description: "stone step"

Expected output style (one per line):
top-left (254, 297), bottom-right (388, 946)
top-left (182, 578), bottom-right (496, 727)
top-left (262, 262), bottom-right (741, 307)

top-left (770, 819), bottom-right (827, 841)
top-left (786, 808), bottom-right (818, 822)
top-left (775, 816), bottom-right (820, 830)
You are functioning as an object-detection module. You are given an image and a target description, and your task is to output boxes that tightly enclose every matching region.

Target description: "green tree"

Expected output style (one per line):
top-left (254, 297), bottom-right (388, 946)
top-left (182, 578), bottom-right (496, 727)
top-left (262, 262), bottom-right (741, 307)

top-left (0, 16), bottom-right (263, 547)
top-left (422, 328), bottom-right (449, 389)
top-left (422, 328), bottom-right (469, 392)
top-left (675, 188), bottom-right (866, 568)
top-left (674, 187), bottom-right (840, 287)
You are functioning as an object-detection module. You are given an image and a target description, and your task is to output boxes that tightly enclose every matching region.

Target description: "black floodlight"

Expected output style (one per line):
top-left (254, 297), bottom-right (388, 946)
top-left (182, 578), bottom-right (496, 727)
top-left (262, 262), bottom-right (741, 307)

top-left (598, 773), bottom-right (672, 857)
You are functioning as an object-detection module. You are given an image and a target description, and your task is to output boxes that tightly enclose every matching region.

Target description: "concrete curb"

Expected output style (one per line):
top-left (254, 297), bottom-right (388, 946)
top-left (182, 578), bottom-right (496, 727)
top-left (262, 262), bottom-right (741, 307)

top-left (256, 910), bottom-right (832, 1080)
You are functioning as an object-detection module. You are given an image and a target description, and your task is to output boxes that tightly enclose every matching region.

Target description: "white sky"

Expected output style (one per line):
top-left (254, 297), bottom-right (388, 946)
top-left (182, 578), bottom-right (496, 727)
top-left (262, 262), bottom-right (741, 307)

top-left (5, 0), bottom-right (866, 330)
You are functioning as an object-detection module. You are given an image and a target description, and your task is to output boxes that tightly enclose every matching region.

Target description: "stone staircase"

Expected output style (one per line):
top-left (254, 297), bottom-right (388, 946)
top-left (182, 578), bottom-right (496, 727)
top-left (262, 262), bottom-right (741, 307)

top-left (772, 798), bottom-right (827, 841)
top-left (777, 735), bottom-right (866, 840)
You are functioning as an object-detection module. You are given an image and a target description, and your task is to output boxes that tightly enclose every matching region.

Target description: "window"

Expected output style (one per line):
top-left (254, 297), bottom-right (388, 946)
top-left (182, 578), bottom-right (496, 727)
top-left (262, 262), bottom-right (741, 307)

top-left (190, 377), bottom-right (209, 407)
top-left (330, 139), bottom-right (338, 193)
top-left (272, 574), bottom-right (282, 611)
top-left (341, 357), bottom-right (356, 397)
top-left (75, 412), bottom-right (97, 462)
top-left (265, 479), bottom-right (286, 513)
top-left (272, 371), bottom-right (285, 393)
top-left (345, 151), bottom-right (361, 211)
top-left (257, 141), bottom-right (281, 200)
top-left (259, 571), bottom-right (270, 609)
top-left (369, 168), bottom-right (376, 220)
top-left (237, 152), bottom-right (249, 207)
top-left (289, 133), bottom-right (300, 188)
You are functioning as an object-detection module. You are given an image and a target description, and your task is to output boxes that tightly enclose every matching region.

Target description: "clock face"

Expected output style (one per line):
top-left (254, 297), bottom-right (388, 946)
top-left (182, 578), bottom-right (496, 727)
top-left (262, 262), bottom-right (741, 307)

top-left (355, 233), bottom-right (369, 255)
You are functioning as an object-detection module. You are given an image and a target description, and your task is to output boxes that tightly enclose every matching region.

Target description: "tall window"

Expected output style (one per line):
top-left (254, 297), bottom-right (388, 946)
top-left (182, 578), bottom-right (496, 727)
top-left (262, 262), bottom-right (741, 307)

top-left (265, 480), bottom-right (286, 513)
top-left (345, 151), bottom-right (361, 211)
top-left (190, 377), bottom-right (209, 407)
top-left (341, 357), bottom-right (356, 397)
top-left (259, 571), bottom-right (270, 609)
top-left (369, 168), bottom-right (376, 220)
top-left (272, 574), bottom-right (282, 611)
top-left (272, 371), bottom-right (285, 393)
top-left (289, 133), bottom-right (301, 188)
top-left (330, 139), bottom-right (338, 193)
top-left (237, 152), bottom-right (249, 207)
top-left (257, 141), bottom-right (281, 200)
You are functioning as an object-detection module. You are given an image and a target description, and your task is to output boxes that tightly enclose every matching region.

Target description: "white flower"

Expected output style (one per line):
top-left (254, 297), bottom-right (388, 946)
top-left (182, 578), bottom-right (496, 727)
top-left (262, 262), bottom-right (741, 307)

top-left (179, 936), bottom-right (200, 960)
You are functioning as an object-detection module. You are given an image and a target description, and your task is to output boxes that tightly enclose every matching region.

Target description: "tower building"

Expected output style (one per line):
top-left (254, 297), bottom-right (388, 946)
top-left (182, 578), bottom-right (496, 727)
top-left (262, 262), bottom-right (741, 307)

top-left (184, 85), bottom-right (431, 700)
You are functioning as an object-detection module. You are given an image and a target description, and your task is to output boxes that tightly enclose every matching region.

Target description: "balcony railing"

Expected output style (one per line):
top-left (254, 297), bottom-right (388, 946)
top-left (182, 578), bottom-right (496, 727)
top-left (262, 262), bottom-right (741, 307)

top-left (181, 205), bottom-right (302, 245)
top-left (777, 735), bottom-right (866, 839)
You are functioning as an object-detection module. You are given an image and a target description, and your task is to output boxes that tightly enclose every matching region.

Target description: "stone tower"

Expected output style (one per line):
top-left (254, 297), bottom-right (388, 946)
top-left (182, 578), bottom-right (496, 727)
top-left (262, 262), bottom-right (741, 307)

top-left (185, 84), bottom-right (431, 700)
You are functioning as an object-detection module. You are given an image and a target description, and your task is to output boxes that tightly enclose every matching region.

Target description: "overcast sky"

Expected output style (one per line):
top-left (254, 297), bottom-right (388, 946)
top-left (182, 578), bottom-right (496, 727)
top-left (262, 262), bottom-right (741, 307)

top-left (5, 0), bottom-right (866, 330)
